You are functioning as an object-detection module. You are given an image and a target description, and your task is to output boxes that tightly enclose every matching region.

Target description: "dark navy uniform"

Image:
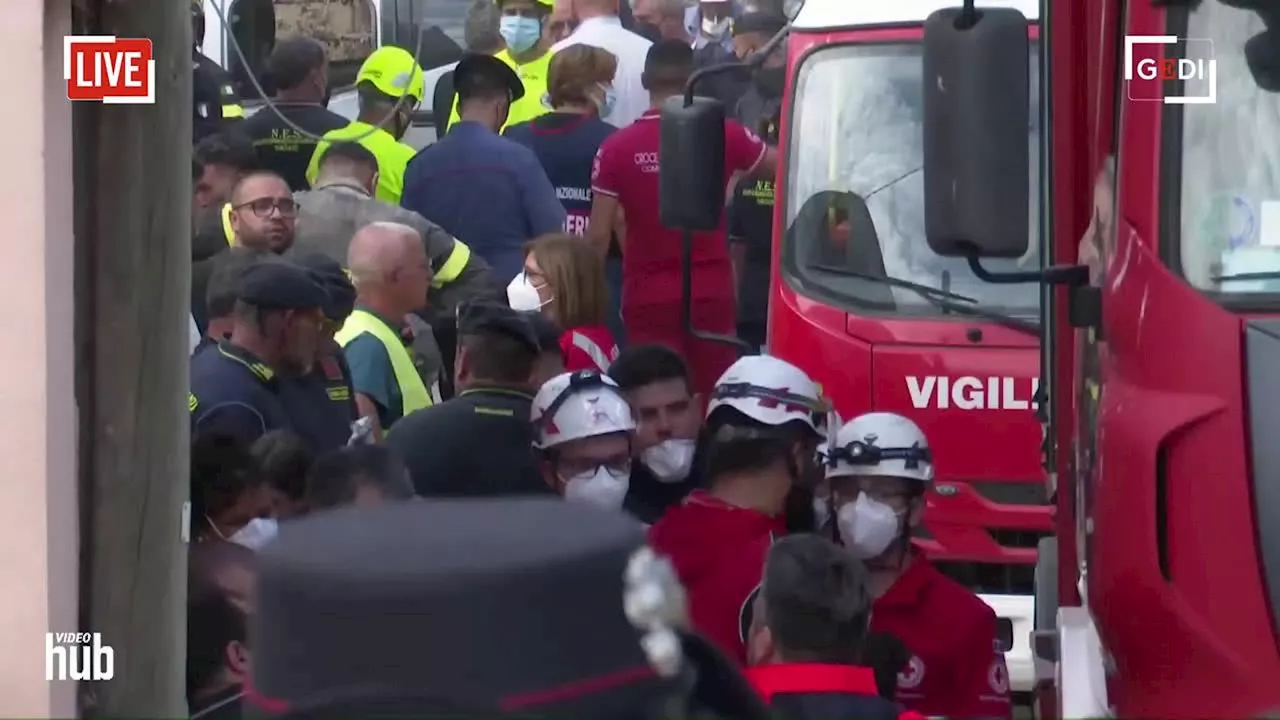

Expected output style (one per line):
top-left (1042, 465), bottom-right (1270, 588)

top-left (192, 1), bottom-right (244, 143)
top-left (190, 260), bottom-right (328, 443)
top-left (278, 253), bottom-right (359, 453)
top-left (384, 302), bottom-right (550, 498)
top-left (247, 497), bottom-right (774, 718)
top-left (400, 54), bottom-right (566, 284)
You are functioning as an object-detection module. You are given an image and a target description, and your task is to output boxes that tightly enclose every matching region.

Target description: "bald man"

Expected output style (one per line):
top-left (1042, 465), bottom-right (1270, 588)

top-left (334, 222), bottom-right (435, 438)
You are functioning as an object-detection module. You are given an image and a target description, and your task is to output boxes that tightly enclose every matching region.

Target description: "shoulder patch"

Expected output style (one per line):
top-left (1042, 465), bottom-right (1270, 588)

top-left (188, 393), bottom-right (198, 413)
top-left (988, 659), bottom-right (1010, 695)
top-left (898, 655), bottom-right (926, 690)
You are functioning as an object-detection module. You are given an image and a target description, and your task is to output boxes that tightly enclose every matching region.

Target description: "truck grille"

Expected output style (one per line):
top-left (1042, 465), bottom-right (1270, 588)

top-left (915, 479), bottom-right (1053, 595)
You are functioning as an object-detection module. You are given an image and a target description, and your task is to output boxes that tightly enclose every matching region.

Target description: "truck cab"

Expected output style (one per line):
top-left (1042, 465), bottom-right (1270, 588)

top-left (917, 0), bottom-right (1280, 716)
top-left (774, 0), bottom-right (1048, 695)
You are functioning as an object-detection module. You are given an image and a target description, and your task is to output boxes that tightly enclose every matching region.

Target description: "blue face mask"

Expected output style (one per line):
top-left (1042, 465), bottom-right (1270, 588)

top-left (597, 83), bottom-right (617, 119)
top-left (500, 16), bottom-right (542, 54)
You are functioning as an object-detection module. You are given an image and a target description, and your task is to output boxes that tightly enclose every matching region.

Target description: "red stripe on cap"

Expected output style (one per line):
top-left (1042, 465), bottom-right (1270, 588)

top-left (499, 665), bottom-right (656, 710)
top-left (243, 674), bottom-right (291, 714)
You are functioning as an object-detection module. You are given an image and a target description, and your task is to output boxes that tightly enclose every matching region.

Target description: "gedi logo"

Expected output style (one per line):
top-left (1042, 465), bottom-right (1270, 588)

top-left (1124, 35), bottom-right (1217, 104)
top-left (46, 632), bottom-right (115, 681)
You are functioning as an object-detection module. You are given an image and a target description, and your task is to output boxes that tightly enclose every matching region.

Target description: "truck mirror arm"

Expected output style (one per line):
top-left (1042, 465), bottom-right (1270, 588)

top-left (958, 244), bottom-right (1090, 287)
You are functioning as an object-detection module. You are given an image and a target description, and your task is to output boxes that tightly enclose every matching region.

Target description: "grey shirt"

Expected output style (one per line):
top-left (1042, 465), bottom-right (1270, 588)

top-left (291, 179), bottom-right (497, 320)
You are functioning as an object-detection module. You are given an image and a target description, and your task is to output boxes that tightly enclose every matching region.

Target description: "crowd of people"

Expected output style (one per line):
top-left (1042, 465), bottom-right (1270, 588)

top-left (185, 0), bottom-right (1013, 718)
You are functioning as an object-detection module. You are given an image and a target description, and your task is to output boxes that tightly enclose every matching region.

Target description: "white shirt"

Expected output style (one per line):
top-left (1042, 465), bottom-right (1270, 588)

top-left (189, 314), bottom-right (201, 356)
top-left (552, 16), bottom-right (653, 129)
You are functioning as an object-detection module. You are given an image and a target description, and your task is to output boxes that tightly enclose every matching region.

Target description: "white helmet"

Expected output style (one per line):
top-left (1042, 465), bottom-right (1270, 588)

top-left (705, 355), bottom-right (827, 436)
top-left (824, 412), bottom-right (933, 483)
top-left (532, 370), bottom-right (636, 449)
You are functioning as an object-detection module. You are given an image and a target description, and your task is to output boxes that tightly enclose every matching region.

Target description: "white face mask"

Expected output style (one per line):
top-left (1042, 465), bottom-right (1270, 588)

top-left (836, 494), bottom-right (902, 559)
top-left (213, 516), bottom-right (279, 550)
top-left (506, 272), bottom-right (551, 312)
top-left (641, 438), bottom-right (696, 483)
top-left (563, 467), bottom-right (630, 510)
top-left (701, 15), bottom-right (731, 38)
top-left (812, 494), bottom-right (831, 530)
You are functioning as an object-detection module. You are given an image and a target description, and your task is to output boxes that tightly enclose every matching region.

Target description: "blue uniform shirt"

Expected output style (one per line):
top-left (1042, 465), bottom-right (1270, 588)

top-left (504, 113), bottom-right (616, 237)
top-left (279, 351), bottom-right (358, 454)
top-left (190, 341), bottom-right (291, 443)
top-left (400, 121), bottom-right (566, 284)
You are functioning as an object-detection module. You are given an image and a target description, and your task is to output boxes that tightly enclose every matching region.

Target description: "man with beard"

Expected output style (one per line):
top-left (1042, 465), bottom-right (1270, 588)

top-left (609, 344), bottom-right (704, 524)
top-left (824, 412), bottom-right (1012, 720)
top-left (647, 355), bottom-right (827, 663)
top-left (728, 11), bottom-right (787, 351)
top-left (190, 259), bottom-right (329, 444)
top-left (224, 171), bottom-right (298, 253)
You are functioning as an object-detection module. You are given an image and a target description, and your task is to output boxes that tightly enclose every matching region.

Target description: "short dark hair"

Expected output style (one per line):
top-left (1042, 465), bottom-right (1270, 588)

top-left (760, 534), bottom-right (872, 664)
top-left (318, 141), bottom-right (379, 175)
top-left (190, 432), bottom-right (262, 532)
top-left (230, 170), bottom-right (289, 204)
top-left (609, 344), bottom-right (692, 394)
top-left (194, 131), bottom-right (258, 173)
top-left (703, 408), bottom-right (813, 480)
top-left (306, 445), bottom-right (414, 511)
top-left (206, 246), bottom-right (270, 321)
top-left (268, 36), bottom-right (326, 91)
top-left (461, 330), bottom-right (537, 383)
top-left (252, 430), bottom-right (314, 503)
top-left (523, 311), bottom-right (564, 358)
top-left (642, 39), bottom-right (694, 93)
top-left (186, 586), bottom-right (247, 701)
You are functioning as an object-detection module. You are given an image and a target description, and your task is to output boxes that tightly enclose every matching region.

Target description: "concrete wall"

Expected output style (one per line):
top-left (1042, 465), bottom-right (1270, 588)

top-left (0, 0), bottom-right (80, 715)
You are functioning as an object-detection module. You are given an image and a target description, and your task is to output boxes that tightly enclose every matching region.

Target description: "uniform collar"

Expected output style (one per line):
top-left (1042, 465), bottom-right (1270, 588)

top-left (745, 664), bottom-right (880, 700)
top-left (356, 305), bottom-right (406, 332)
top-left (575, 15), bottom-right (622, 31)
top-left (875, 551), bottom-right (934, 609)
top-left (347, 120), bottom-right (399, 143)
top-left (638, 108), bottom-right (662, 120)
top-left (216, 341), bottom-right (276, 384)
top-left (459, 386), bottom-right (534, 401)
top-left (312, 178), bottom-right (372, 197)
top-left (448, 120), bottom-right (493, 136)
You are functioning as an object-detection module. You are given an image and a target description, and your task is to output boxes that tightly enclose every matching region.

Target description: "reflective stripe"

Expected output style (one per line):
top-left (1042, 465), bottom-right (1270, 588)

top-left (335, 310), bottom-right (432, 420)
top-left (435, 241), bottom-right (471, 284)
top-left (570, 331), bottom-right (612, 373)
top-left (221, 203), bottom-right (234, 245)
top-left (222, 104), bottom-right (245, 118)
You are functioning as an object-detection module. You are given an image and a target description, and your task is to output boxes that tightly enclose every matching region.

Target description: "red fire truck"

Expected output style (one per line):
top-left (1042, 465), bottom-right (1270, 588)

top-left (768, 0), bottom-right (1050, 696)
top-left (917, 0), bottom-right (1280, 717)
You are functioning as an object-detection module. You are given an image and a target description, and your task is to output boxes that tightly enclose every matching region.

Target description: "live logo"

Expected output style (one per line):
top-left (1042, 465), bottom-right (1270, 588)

top-left (64, 35), bottom-right (155, 103)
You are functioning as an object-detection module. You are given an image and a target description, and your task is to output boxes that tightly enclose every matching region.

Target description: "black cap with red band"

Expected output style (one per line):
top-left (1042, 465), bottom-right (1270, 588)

top-left (246, 498), bottom-right (771, 719)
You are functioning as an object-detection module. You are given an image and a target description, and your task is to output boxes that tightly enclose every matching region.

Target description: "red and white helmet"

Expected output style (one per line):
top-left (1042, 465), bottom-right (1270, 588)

top-left (706, 356), bottom-right (827, 437)
top-left (532, 370), bottom-right (636, 449)
top-left (824, 412), bottom-right (933, 483)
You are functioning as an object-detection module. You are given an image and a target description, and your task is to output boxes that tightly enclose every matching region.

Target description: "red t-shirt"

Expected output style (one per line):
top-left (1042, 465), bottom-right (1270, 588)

top-left (560, 325), bottom-right (619, 373)
top-left (647, 491), bottom-right (786, 663)
top-left (591, 109), bottom-right (767, 309)
top-left (871, 556), bottom-right (1013, 720)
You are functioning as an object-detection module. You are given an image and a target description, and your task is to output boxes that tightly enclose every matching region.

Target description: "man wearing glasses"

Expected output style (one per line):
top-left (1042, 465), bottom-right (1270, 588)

top-left (226, 171), bottom-right (298, 254)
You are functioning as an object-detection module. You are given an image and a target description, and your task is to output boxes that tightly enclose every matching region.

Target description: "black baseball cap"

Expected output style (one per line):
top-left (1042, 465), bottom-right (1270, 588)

top-left (457, 300), bottom-right (540, 355)
top-left (291, 252), bottom-right (356, 321)
top-left (454, 53), bottom-right (525, 104)
top-left (235, 258), bottom-right (328, 312)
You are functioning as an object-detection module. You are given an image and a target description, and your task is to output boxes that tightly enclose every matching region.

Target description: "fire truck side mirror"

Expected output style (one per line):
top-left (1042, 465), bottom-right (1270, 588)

top-left (659, 96), bottom-right (727, 232)
top-left (921, 7), bottom-right (1030, 259)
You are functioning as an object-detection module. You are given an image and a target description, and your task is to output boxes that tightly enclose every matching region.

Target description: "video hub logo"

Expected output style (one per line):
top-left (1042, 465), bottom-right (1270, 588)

top-left (1124, 35), bottom-right (1217, 104)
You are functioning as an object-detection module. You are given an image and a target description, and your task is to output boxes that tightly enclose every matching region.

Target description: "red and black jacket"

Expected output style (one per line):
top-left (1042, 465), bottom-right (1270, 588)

top-left (746, 664), bottom-right (928, 720)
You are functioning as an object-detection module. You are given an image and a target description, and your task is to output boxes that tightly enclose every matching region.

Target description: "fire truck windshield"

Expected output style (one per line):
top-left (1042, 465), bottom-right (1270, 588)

top-left (1175, 2), bottom-right (1280, 297)
top-left (781, 41), bottom-right (1041, 319)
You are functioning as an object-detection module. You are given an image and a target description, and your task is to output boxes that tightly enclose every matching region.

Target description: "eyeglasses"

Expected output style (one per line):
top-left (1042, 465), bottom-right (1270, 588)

top-left (234, 197), bottom-right (298, 218)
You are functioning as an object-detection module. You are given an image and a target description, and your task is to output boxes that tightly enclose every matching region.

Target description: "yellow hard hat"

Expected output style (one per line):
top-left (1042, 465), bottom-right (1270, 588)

top-left (356, 46), bottom-right (426, 103)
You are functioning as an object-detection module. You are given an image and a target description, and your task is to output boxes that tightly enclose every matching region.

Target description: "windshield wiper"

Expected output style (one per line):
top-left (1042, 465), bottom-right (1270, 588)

top-left (1213, 271), bottom-right (1280, 283)
top-left (811, 264), bottom-right (1040, 336)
